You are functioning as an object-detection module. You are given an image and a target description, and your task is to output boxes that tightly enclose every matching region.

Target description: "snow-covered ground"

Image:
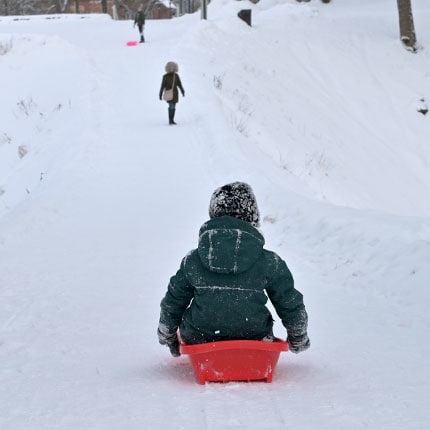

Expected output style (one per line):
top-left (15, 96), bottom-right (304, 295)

top-left (1, 0), bottom-right (430, 428)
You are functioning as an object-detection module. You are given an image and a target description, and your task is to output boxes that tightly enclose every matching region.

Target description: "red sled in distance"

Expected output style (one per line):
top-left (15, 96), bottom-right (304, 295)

top-left (180, 338), bottom-right (288, 384)
top-left (126, 41), bottom-right (138, 46)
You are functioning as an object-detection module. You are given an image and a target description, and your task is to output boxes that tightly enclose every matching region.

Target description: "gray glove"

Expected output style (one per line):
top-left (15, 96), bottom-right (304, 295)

top-left (287, 333), bottom-right (310, 354)
top-left (157, 325), bottom-right (180, 357)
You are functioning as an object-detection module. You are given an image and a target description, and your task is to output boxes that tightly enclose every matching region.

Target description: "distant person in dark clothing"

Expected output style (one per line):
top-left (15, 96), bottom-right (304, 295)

top-left (159, 61), bottom-right (185, 125)
top-left (134, 5), bottom-right (146, 43)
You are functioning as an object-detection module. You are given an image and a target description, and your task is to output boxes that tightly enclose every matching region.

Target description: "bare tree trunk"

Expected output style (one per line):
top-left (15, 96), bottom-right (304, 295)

top-left (53, 0), bottom-right (62, 13)
top-left (397, 0), bottom-right (417, 51)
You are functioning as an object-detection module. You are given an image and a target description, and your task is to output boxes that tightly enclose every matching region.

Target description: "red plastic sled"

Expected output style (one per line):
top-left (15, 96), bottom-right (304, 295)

top-left (180, 339), bottom-right (288, 384)
top-left (126, 41), bottom-right (138, 46)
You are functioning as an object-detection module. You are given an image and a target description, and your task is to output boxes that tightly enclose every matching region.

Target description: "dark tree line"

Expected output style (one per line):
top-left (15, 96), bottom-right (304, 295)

top-left (0, 0), bottom-right (137, 17)
top-left (0, 0), bottom-right (420, 53)
top-left (0, 0), bottom-right (64, 15)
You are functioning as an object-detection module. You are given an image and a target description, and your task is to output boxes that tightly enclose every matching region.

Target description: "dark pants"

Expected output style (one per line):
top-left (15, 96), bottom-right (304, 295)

top-left (137, 24), bottom-right (144, 42)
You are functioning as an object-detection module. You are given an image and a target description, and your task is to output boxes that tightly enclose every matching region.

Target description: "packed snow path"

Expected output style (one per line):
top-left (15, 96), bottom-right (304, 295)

top-left (1, 2), bottom-right (430, 429)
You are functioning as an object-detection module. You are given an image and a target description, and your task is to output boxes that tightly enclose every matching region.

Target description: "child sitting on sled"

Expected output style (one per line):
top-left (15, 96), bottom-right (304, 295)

top-left (157, 182), bottom-right (310, 357)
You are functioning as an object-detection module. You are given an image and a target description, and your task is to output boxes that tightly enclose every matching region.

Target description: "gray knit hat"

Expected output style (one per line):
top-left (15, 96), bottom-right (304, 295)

top-left (209, 182), bottom-right (260, 227)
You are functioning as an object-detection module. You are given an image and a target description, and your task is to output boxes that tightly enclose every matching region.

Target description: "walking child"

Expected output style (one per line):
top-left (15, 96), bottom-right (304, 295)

top-left (159, 61), bottom-right (185, 125)
top-left (134, 5), bottom-right (146, 43)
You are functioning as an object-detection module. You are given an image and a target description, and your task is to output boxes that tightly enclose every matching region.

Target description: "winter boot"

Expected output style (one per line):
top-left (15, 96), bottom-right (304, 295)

top-left (171, 108), bottom-right (177, 125)
top-left (140, 34), bottom-right (144, 43)
top-left (168, 108), bottom-right (175, 125)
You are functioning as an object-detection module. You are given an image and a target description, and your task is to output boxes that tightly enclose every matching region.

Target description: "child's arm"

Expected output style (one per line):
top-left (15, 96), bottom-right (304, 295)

top-left (158, 259), bottom-right (194, 356)
top-left (159, 265), bottom-right (194, 331)
top-left (265, 252), bottom-right (310, 353)
top-left (176, 75), bottom-right (185, 96)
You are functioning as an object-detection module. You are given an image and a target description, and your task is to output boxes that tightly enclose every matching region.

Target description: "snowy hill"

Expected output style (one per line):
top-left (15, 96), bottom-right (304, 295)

top-left (1, 1), bottom-right (430, 429)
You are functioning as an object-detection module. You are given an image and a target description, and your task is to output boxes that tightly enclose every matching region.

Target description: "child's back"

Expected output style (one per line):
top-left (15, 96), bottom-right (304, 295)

top-left (157, 182), bottom-right (310, 357)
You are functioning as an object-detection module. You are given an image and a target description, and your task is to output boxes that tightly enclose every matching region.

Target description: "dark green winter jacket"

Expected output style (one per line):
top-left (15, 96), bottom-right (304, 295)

top-left (159, 216), bottom-right (308, 344)
top-left (159, 72), bottom-right (184, 103)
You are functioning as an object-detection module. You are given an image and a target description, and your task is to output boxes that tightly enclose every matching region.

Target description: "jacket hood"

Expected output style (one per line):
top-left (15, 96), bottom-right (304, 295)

top-left (197, 216), bottom-right (265, 274)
